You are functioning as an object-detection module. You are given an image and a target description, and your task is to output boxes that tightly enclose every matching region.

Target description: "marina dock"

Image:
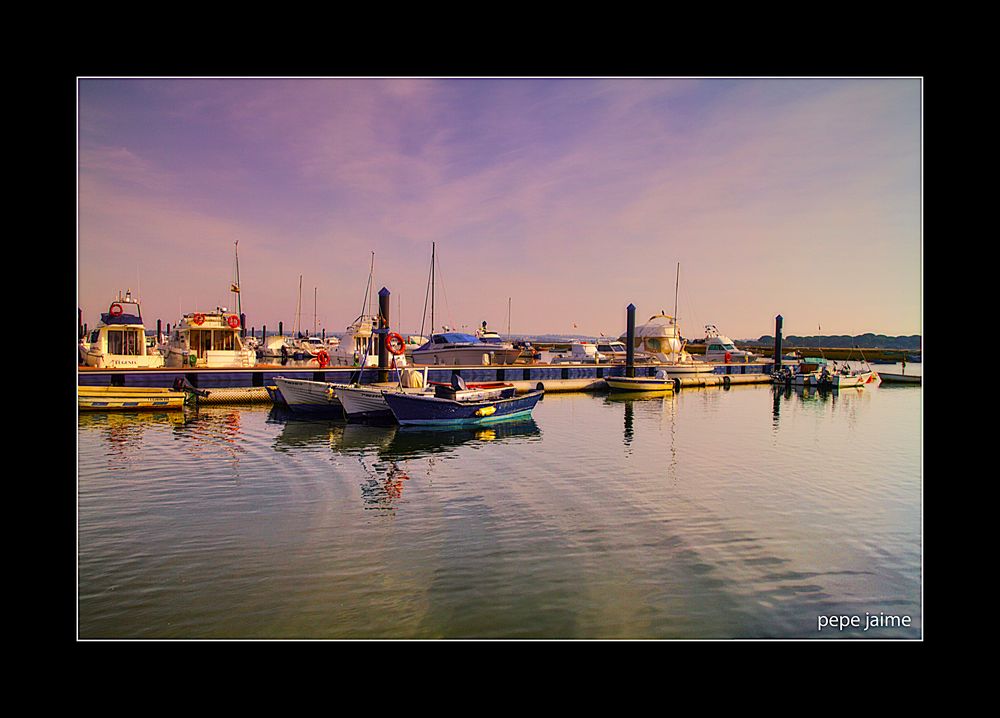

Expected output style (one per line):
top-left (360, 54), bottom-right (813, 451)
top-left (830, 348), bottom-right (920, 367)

top-left (78, 360), bottom-right (777, 402)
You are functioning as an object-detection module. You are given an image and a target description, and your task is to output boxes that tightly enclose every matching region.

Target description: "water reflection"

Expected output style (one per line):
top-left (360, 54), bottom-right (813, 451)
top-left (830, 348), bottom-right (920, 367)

top-left (78, 410), bottom-right (188, 466)
top-left (771, 383), bottom-right (869, 429)
top-left (379, 419), bottom-right (541, 461)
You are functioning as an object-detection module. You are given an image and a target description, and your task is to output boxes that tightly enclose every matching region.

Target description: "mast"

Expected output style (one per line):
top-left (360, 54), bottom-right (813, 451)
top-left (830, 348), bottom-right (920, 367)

top-left (429, 242), bottom-right (435, 334)
top-left (233, 241), bottom-right (242, 321)
top-left (295, 274), bottom-right (302, 337)
top-left (507, 297), bottom-right (512, 340)
top-left (673, 262), bottom-right (680, 327)
top-left (313, 286), bottom-right (317, 336)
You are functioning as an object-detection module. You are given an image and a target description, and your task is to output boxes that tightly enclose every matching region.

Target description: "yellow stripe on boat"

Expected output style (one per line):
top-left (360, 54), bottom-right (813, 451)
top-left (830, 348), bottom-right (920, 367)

top-left (78, 385), bottom-right (186, 411)
top-left (605, 376), bottom-right (674, 392)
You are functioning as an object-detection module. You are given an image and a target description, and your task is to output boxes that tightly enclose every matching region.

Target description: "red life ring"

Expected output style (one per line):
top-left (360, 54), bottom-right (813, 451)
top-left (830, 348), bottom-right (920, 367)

top-left (316, 350), bottom-right (330, 368)
top-left (724, 351), bottom-right (731, 363)
top-left (386, 332), bottom-right (406, 356)
top-left (109, 303), bottom-right (123, 317)
top-left (227, 314), bottom-right (240, 329)
top-left (192, 313), bottom-right (205, 325)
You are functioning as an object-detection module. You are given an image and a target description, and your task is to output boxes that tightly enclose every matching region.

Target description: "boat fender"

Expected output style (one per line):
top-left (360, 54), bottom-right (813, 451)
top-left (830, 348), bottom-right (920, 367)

top-left (109, 303), bottom-right (123, 317)
top-left (326, 386), bottom-right (336, 401)
top-left (475, 406), bottom-right (496, 417)
top-left (386, 332), bottom-right (406, 356)
top-left (228, 314), bottom-right (241, 329)
top-left (193, 313), bottom-right (206, 325)
top-left (316, 350), bottom-right (330, 368)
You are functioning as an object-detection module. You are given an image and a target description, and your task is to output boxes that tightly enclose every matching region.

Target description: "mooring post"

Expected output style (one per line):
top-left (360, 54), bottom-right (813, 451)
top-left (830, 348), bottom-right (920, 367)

top-left (626, 303), bottom-right (636, 378)
top-left (262, 325), bottom-right (267, 343)
top-left (240, 312), bottom-right (247, 338)
top-left (79, 308), bottom-right (83, 340)
top-left (378, 286), bottom-right (390, 383)
top-left (278, 321), bottom-right (283, 337)
top-left (157, 319), bottom-right (162, 344)
top-left (773, 315), bottom-right (783, 368)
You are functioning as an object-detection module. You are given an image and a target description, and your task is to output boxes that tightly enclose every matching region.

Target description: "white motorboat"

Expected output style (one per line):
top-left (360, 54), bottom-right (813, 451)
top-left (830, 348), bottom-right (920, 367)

top-left (701, 325), bottom-right (758, 363)
top-left (273, 376), bottom-right (344, 418)
top-left (80, 290), bottom-right (165, 369)
top-left (551, 341), bottom-right (608, 364)
top-left (163, 306), bottom-right (256, 368)
top-left (410, 330), bottom-right (521, 366)
top-left (789, 358), bottom-right (880, 389)
top-left (335, 367), bottom-right (431, 420)
top-left (619, 312), bottom-right (714, 374)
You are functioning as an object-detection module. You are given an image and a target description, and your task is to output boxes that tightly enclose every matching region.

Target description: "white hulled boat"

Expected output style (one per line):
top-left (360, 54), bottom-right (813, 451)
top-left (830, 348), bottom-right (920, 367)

top-left (164, 307), bottom-right (256, 368)
top-left (411, 329), bottom-right (521, 366)
top-left (619, 313), bottom-right (714, 375)
top-left (701, 325), bottom-right (758, 363)
top-left (80, 290), bottom-right (165, 369)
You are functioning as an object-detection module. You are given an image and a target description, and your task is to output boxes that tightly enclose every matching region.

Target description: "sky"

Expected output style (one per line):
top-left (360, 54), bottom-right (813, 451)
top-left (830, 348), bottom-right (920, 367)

top-left (77, 77), bottom-right (921, 340)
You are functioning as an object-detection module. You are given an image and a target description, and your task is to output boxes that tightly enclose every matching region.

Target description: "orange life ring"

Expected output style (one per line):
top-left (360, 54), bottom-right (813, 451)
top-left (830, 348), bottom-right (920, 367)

top-left (316, 349), bottom-right (330, 368)
top-left (386, 332), bottom-right (406, 356)
top-left (724, 351), bottom-right (731, 363)
top-left (227, 314), bottom-right (240, 329)
top-left (192, 313), bottom-right (205, 325)
top-left (109, 303), bottom-right (123, 317)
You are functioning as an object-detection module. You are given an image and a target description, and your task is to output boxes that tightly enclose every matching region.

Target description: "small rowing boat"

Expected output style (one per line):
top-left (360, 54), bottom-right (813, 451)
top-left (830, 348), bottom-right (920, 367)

top-left (605, 372), bottom-right (674, 393)
top-left (78, 385), bottom-right (186, 411)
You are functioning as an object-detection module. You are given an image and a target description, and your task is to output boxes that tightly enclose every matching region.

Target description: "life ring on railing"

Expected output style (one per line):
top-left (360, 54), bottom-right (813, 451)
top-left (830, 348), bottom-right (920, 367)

top-left (724, 351), bottom-right (731, 363)
top-left (386, 332), bottom-right (406, 356)
top-left (227, 314), bottom-right (240, 329)
top-left (316, 349), bottom-right (330, 368)
top-left (192, 313), bottom-right (205, 325)
top-left (109, 303), bottom-right (123, 317)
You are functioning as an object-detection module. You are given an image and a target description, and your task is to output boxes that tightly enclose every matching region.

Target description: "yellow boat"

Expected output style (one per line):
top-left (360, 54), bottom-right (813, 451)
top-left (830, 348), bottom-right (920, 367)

top-left (605, 375), bottom-right (675, 393)
top-left (78, 385), bottom-right (187, 411)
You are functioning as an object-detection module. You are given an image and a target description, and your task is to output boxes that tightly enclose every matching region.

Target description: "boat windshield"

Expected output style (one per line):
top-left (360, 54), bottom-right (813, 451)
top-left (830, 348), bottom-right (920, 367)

top-left (597, 343), bottom-right (624, 353)
top-left (432, 333), bottom-right (480, 344)
top-left (102, 301), bottom-right (143, 325)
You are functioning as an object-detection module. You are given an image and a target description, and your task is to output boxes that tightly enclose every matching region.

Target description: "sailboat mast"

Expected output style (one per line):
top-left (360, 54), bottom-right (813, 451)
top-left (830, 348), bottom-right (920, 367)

top-left (295, 274), bottom-right (302, 337)
top-left (234, 241), bottom-right (242, 321)
top-left (673, 262), bottom-right (680, 326)
top-left (431, 241), bottom-right (436, 335)
top-left (313, 286), bottom-right (317, 336)
top-left (507, 296), bottom-right (512, 340)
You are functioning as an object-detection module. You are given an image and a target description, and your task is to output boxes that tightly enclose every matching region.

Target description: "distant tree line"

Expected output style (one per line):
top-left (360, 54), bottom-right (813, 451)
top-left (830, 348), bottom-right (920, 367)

top-left (745, 334), bottom-right (921, 349)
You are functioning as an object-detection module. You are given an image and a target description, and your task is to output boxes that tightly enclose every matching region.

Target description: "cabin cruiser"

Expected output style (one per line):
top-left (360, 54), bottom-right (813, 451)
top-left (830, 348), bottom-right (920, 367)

top-left (618, 312), bottom-right (714, 374)
top-left (80, 290), bottom-right (165, 369)
top-left (552, 341), bottom-right (608, 364)
top-left (163, 306), bottom-right (256, 368)
top-left (701, 325), bottom-right (758, 363)
top-left (410, 328), bottom-right (521, 366)
top-left (326, 315), bottom-right (408, 368)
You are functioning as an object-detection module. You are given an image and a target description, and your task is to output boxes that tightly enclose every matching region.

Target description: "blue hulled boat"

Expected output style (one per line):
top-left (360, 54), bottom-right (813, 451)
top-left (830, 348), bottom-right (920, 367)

top-left (381, 375), bottom-right (543, 426)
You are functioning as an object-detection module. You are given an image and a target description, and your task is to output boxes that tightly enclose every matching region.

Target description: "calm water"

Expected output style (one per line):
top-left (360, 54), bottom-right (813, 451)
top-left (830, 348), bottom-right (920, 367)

top-left (77, 378), bottom-right (922, 639)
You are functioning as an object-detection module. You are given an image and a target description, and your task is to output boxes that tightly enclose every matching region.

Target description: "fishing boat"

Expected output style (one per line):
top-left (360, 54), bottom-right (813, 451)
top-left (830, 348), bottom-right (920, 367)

top-left (788, 358), bottom-right (879, 389)
top-left (163, 244), bottom-right (256, 368)
top-left (335, 367), bottom-right (431, 421)
top-left (79, 290), bottom-right (165, 369)
top-left (163, 307), bottom-right (257, 368)
top-left (605, 369), bottom-right (674, 393)
top-left (701, 325), bottom-right (758, 363)
top-left (272, 376), bottom-right (344, 418)
top-left (381, 375), bottom-right (544, 426)
top-left (78, 385), bottom-right (186, 411)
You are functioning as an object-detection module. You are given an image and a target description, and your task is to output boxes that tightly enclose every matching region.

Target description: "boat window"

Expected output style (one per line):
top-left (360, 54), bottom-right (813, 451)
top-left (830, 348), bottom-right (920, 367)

top-left (107, 328), bottom-right (142, 355)
top-left (708, 343), bottom-right (724, 351)
top-left (216, 330), bottom-right (235, 351)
